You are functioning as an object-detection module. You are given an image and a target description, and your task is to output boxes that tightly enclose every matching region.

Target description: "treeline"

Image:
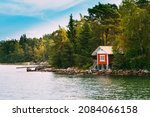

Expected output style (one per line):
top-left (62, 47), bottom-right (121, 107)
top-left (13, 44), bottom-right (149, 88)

top-left (0, 35), bottom-right (49, 63)
top-left (113, 0), bottom-right (150, 70)
top-left (0, 0), bottom-right (150, 70)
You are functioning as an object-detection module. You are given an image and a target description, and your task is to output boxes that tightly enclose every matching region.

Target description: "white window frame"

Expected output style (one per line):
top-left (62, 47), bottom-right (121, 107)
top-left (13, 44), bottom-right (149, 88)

top-left (100, 55), bottom-right (105, 62)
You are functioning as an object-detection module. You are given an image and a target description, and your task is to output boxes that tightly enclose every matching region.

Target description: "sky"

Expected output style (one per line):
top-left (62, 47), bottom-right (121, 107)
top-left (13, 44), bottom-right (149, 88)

top-left (0, 0), bottom-right (122, 40)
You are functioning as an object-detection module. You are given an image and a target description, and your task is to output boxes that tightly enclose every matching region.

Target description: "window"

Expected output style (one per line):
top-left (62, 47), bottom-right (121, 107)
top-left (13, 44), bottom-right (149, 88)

top-left (100, 55), bottom-right (105, 62)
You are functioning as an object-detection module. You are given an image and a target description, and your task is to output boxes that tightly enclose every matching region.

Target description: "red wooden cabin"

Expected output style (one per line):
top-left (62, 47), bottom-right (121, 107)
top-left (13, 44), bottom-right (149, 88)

top-left (91, 46), bottom-right (113, 70)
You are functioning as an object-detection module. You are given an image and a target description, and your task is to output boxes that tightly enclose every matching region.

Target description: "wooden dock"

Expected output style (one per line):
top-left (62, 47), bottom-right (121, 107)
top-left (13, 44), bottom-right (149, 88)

top-left (16, 65), bottom-right (51, 72)
top-left (16, 64), bottom-right (52, 72)
top-left (16, 65), bottom-right (38, 72)
top-left (16, 66), bottom-right (38, 69)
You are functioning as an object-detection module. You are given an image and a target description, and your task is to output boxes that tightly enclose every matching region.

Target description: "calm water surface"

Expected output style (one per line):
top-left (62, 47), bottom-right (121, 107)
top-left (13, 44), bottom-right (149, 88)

top-left (0, 65), bottom-right (150, 100)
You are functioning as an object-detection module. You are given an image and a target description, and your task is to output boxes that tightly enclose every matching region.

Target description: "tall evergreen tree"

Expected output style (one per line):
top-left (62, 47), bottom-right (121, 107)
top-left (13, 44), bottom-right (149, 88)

top-left (78, 22), bottom-right (92, 56)
top-left (19, 34), bottom-right (27, 47)
top-left (67, 14), bottom-right (77, 52)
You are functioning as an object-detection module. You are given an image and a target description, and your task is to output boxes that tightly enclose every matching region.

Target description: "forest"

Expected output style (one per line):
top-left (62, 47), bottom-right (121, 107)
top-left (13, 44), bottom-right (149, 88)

top-left (0, 0), bottom-right (150, 70)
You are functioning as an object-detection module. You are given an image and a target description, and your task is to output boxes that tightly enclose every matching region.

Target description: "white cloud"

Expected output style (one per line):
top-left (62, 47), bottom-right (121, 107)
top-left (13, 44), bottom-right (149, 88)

top-left (0, 0), bottom-right (84, 16)
top-left (0, 0), bottom-right (122, 40)
top-left (17, 13), bottom-right (85, 39)
top-left (0, 3), bottom-right (41, 16)
top-left (15, 0), bottom-right (83, 10)
top-left (24, 16), bottom-right (69, 38)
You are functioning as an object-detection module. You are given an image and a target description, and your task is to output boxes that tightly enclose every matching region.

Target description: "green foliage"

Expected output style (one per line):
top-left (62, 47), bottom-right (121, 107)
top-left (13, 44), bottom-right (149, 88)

top-left (0, 40), bottom-right (24, 63)
top-left (78, 22), bottom-right (92, 55)
top-left (49, 28), bottom-right (74, 68)
top-left (88, 2), bottom-right (119, 20)
top-left (112, 0), bottom-right (150, 70)
top-left (0, 1), bottom-right (150, 70)
top-left (136, 0), bottom-right (150, 7)
top-left (74, 54), bottom-right (92, 69)
top-left (51, 41), bottom-right (74, 68)
top-left (67, 14), bottom-right (77, 52)
top-left (88, 2), bottom-right (121, 46)
top-left (129, 56), bottom-right (146, 69)
top-left (0, 35), bottom-right (49, 63)
top-left (113, 50), bottom-right (129, 69)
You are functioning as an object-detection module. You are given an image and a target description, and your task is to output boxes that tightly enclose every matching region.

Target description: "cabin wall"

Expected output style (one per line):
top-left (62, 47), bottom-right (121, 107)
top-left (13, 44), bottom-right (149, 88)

top-left (97, 54), bottom-right (107, 65)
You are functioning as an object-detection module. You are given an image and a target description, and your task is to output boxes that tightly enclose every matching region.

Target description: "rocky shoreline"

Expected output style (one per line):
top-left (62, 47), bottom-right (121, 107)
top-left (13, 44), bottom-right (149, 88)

top-left (27, 66), bottom-right (150, 76)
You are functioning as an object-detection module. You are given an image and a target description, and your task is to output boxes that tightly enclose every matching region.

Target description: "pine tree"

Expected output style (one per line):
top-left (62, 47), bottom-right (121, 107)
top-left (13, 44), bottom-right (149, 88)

top-left (67, 14), bottom-right (77, 52)
top-left (78, 22), bottom-right (92, 56)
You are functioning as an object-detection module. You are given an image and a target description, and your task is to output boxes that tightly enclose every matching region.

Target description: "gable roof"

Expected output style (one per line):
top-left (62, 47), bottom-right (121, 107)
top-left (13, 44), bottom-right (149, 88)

top-left (92, 46), bottom-right (113, 56)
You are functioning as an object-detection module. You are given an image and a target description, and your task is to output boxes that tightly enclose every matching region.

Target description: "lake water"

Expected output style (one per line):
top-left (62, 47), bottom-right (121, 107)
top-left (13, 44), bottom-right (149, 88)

top-left (0, 65), bottom-right (150, 100)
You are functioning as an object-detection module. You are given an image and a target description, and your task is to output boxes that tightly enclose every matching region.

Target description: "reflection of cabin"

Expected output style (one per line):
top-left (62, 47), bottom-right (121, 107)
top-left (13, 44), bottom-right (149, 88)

top-left (91, 46), bottom-right (113, 70)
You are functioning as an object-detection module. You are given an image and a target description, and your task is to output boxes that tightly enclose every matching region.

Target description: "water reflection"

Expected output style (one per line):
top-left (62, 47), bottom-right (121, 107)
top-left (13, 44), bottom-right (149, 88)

top-left (0, 65), bottom-right (150, 100)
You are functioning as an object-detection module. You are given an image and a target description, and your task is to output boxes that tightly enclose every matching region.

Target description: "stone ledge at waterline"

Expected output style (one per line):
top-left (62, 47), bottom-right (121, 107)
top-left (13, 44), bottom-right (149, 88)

top-left (27, 66), bottom-right (150, 76)
top-left (35, 66), bottom-right (88, 75)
